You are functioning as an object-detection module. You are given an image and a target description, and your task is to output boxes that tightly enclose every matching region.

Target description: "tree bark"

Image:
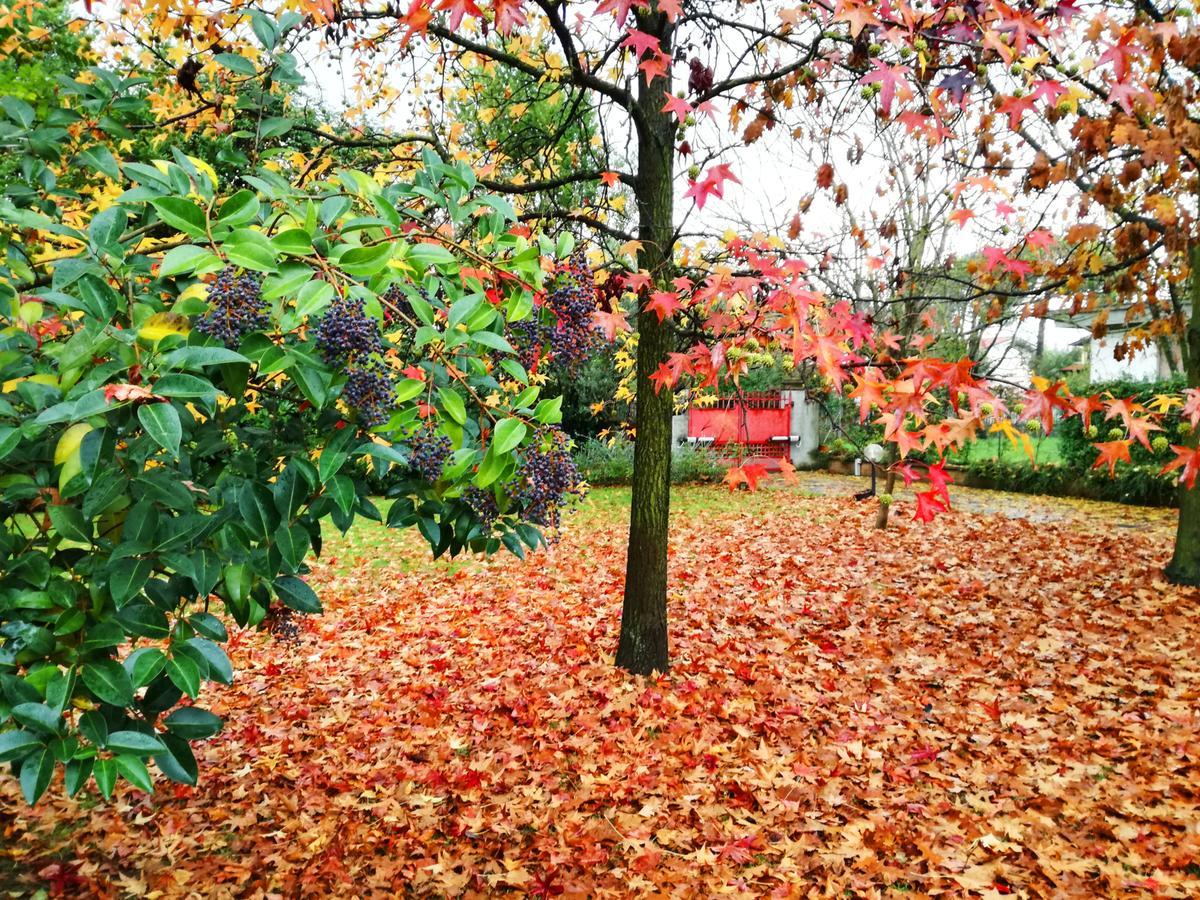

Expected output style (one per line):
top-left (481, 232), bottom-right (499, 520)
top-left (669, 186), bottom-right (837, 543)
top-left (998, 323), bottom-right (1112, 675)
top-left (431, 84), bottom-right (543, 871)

top-left (616, 7), bottom-right (675, 675)
top-left (1166, 246), bottom-right (1200, 586)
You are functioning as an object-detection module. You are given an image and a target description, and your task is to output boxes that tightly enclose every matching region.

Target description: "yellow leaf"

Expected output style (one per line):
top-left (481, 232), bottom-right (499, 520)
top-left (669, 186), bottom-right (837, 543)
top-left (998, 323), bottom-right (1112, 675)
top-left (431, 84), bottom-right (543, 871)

top-left (137, 312), bottom-right (191, 344)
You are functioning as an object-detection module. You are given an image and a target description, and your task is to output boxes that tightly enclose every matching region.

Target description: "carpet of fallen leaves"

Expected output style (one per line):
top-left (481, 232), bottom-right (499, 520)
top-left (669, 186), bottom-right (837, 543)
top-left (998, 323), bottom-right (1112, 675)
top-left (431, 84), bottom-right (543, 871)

top-left (3, 481), bottom-right (1199, 898)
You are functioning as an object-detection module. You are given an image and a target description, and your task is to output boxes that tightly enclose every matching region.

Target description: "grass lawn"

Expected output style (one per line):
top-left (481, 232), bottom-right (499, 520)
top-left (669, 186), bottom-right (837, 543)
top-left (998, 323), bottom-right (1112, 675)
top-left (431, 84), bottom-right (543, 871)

top-left (2, 485), bottom-right (1197, 897)
top-left (949, 433), bottom-right (1065, 466)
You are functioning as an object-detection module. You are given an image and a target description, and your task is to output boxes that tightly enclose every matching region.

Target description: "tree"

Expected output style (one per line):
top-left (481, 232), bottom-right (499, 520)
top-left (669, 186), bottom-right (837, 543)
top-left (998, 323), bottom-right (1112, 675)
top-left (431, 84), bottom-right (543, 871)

top-left (895, 1), bottom-right (1200, 583)
top-left (0, 24), bottom-right (594, 801)
top-left (99, 0), bottom-right (1200, 673)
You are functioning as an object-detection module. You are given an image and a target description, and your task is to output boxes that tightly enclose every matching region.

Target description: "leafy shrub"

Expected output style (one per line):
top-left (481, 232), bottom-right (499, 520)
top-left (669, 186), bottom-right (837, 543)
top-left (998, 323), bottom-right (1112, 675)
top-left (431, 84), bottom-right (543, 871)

top-left (0, 64), bottom-right (580, 804)
top-left (961, 461), bottom-right (1178, 507)
top-left (574, 438), bottom-right (634, 485)
top-left (574, 439), bottom-right (725, 485)
top-left (1057, 376), bottom-right (1188, 470)
top-left (670, 443), bottom-right (725, 484)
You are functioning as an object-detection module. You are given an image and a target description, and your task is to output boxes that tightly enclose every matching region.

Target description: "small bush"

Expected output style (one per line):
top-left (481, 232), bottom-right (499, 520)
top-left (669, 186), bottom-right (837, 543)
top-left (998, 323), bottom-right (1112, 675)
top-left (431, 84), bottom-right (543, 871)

top-left (574, 439), bottom-right (726, 485)
top-left (574, 438), bottom-right (634, 485)
top-left (671, 443), bottom-right (726, 484)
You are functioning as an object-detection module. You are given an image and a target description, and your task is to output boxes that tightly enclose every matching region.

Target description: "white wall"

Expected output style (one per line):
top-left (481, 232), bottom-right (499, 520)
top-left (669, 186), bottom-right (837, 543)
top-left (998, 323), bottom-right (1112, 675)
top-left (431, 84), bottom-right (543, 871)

top-left (1090, 339), bottom-right (1160, 383)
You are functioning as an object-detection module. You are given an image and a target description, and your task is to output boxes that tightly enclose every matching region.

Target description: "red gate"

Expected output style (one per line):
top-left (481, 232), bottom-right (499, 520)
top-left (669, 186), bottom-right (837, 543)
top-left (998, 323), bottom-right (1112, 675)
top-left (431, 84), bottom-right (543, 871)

top-left (687, 391), bottom-right (793, 469)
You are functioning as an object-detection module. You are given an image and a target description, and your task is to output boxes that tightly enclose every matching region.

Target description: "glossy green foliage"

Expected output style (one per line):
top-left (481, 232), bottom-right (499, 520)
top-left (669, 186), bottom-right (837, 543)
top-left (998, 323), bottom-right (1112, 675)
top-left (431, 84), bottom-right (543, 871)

top-left (0, 60), bottom-right (572, 804)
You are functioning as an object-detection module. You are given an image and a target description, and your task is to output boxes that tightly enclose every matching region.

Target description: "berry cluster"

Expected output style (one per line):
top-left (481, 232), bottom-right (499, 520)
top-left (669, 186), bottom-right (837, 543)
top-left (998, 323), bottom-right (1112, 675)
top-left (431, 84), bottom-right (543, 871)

top-left (542, 253), bottom-right (601, 368)
top-left (195, 267), bottom-right (267, 347)
top-left (410, 426), bottom-right (452, 482)
top-left (507, 253), bottom-right (601, 370)
top-left (463, 486), bottom-right (500, 530)
top-left (380, 284), bottom-right (416, 330)
top-left (512, 428), bottom-right (583, 530)
top-left (342, 359), bottom-right (396, 428)
top-left (314, 295), bottom-right (383, 365)
top-left (508, 317), bottom-right (544, 371)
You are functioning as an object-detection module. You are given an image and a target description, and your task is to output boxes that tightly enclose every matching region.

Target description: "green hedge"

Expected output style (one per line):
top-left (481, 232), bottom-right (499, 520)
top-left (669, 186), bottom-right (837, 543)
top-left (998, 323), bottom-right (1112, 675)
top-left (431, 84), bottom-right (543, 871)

top-left (1057, 375), bottom-right (1189, 470)
top-left (573, 439), bottom-right (725, 486)
top-left (958, 460), bottom-right (1179, 507)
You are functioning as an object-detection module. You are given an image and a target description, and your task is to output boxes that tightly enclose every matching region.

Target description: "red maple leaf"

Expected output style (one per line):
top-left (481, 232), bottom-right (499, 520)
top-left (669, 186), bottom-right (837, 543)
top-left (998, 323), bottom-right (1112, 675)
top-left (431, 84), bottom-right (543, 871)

top-left (622, 29), bottom-right (662, 58)
top-left (591, 308), bottom-right (630, 341)
top-left (661, 93), bottom-right (692, 124)
top-left (948, 208), bottom-right (976, 228)
top-left (435, 0), bottom-right (482, 31)
top-left (1184, 388), bottom-right (1200, 428)
top-left (649, 362), bottom-right (676, 394)
top-left (926, 457), bottom-right (954, 503)
top-left (1070, 394), bottom-right (1104, 431)
top-left (1019, 379), bottom-right (1071, 433)
top-left (645, 290), bottom-right (683, 322)
top-left (913, 490), bottom-right (948, 523)
top-left (683, 164), bottom-right (740, 210)
top-left (1092, 440), bottom-right (1132, 476)
top-left (1162, 445), bottom-right (1200, 489)
top-left (858, 61), bottom-right (913, 116)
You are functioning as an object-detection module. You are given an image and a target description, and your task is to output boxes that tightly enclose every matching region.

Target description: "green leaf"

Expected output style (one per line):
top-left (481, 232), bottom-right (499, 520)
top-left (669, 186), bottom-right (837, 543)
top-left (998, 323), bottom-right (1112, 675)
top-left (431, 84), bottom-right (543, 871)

top-left (222, 228), bottom-right (278, 272)
top-left (153, 374), bottom-right (218, 401)
top-left (214, 52), bottom-right (257, 75)
top-left (492, 417), bottom-right (527, 456)
top-left (187, 613), bottom-right (227, 642)
top-left (154, 734), bottom-right (199, 786)
top-left (159, 245), bottom-right (218, 277)
top-left (75, 146), bottom-right (121, 181)
top-left (114, 754), bottom-right (154, 793)
top-left (19, 747), bottom-right (54, 804)
top-left (151, 197), bottom-right (207, 239)
top-left (272, 228), bottom-right (312, 257)
top-left (1, 95), bottom-right (35, 126)
top-left (238, 482), bottom-right (280, 538)
top-left (394, 378), bottom-right (425, 404)
top-left (0, 730), bottom-right (41, 763)
top-left (274, 523), bottom-right (310, 573)
top-left (47, 504), bottom-right (90, 543)
top-left (163, 707), bottom-right (223, 740)
top-left (473, 447), bottom-right (507, 489)
top-left (79, 710), bottom-right (108, 748)
top-left (117, 602), bottom-right (170, 640)
top-left (274, 575), bottom-right (321, 614)
top-left (166, 654), bottom-right (201, 698)
top-left (187, 639), bottom-right (233, 685)
top-left (408, 242), bottom-right (457, 271)
top-left (470, 331), bottom-right (516, 354)
top-left (105, 730), bottom-right (167, 756)
top-left (81, 659), bottom-right (134, 707)
top-left (11, 703), bottom-right (62, 735)
top-left (533, 395), bottom-right (563, 425)
top-left (93, 757), bottom-right (117, 799)
top-left (138, 403), bottom-right (182, 458)
top-left (64, 758), bottom-right (94, 797)
top-left (109, 557), bottom-right (152, 606)
top-left (338, 243), bottom-right (393, 277)
top-left (218, 190), bottom-right (259, 227)
top-left (0, 424), bottom-right (21, 461)
top-left (438, 389), bottom-right (467, 426)
top-left (163, 346), bottom-right (249, 368)
top-left (124, 648), bottom-right (167, 689)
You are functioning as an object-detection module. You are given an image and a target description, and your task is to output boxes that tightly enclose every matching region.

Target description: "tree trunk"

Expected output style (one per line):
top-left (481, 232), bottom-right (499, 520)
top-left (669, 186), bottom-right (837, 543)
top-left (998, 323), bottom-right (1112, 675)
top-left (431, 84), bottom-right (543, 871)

top-left (874, 468), bottom-right (897, 530)
top-left (1166, 247), bottom-right (1200, 586)
top-left (616, 7), bottom-right (675, 675)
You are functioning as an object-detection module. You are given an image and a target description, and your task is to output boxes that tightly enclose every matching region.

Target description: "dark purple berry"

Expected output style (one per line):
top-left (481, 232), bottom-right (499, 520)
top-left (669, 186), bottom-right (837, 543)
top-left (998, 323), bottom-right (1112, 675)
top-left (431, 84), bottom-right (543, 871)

top-left (195, 267), bottom-right (267, 347)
